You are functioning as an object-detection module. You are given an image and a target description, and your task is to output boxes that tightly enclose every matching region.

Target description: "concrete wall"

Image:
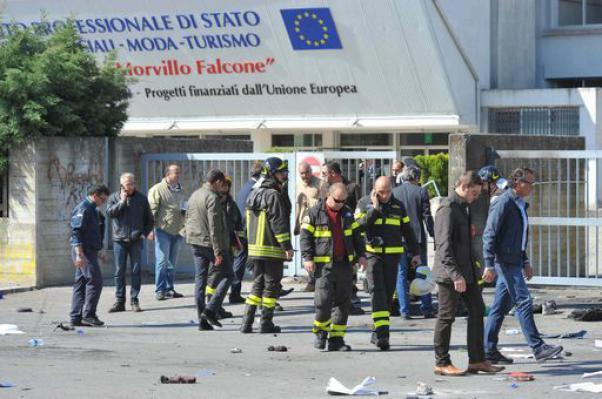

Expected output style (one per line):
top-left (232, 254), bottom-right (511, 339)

top-left (0, 136), bottom-right (252, 289)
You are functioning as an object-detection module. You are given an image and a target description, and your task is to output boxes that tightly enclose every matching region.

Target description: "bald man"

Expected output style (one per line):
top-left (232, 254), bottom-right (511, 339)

top-left (355, 176), bottom-right (421, 350)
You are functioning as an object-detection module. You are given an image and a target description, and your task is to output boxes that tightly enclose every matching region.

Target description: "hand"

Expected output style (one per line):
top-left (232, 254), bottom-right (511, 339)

top-left (285, 250), bottom-right (294, 261)
top-left (214, 255), bottom-right (223, 266)
top-left (482, 268), bottom-right (496, 283)
top-left (98, 250), bottom-right (108, 263)
top-left (146, 231), bottom-right (154, 241)
top-left (453, 277), bottom-right (466, 293)
top-left (410, 255), bottom-right (421, 268)
top-left (74, 254), bottom-right (86, 268)
top-left (523, 264), bottom-right (534, 281)
top-left (358, 257), bottom-right (368, 270)
top-left (119, 189), bottom-right (128, 202)
top-left (370, 190), bottom-right (380, 210)
top-left (304, 261), bottom-right (315, 273)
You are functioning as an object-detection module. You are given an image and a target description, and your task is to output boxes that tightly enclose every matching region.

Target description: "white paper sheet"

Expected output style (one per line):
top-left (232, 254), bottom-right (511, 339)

top-left (326, 377), bottom-right (381, 396)
top-left (554, 383), bottom-right (602, 393)
top-left (0, 324), bottom-right (24, 336)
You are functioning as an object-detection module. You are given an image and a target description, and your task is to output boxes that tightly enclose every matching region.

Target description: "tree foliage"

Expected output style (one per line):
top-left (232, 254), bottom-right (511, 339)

top-left (415, 152), bottom-right (449, 197)
top-left (0, 22), bottom-right (131, 170)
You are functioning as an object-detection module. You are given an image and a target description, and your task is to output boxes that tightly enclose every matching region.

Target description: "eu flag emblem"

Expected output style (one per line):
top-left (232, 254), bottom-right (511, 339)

top-left (280, 8), bottom-right (343, 50)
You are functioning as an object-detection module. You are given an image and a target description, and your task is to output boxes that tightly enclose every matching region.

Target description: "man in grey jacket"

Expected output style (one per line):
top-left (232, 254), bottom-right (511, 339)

top-left (185, 169), bottom-right (232, 331)
top-left (107, 173), bottom-right (154, 313)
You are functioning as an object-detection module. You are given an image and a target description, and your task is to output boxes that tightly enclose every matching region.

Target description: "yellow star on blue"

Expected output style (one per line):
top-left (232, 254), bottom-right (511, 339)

top-left (281, 8), bottom-right (342, 50)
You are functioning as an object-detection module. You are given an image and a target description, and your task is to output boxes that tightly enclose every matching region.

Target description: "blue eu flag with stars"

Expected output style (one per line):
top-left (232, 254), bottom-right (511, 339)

top-left (281, 8), bottom-right (343, 50)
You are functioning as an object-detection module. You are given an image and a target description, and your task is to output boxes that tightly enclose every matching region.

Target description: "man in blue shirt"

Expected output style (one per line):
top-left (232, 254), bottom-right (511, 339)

top-left (482, 168), bottom-right (563, 363)
top-left (70, 184), bottom-right (110, 327)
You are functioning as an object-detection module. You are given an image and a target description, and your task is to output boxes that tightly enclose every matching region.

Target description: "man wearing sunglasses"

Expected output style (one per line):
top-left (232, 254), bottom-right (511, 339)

top-left (483, 168), bottom-right (563, 364)
top-left (301, 183), bottom-right (366, 351)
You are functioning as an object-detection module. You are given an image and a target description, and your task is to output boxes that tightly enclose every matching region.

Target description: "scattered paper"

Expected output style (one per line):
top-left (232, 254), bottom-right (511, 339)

top-left (506, 353), bottom-right (534, 359)
top-left (554, 382), bottom-right (602, 393)
top-left (583, 371), bottom-right (602, 379)
top-left (505, 329), bottom-right (521, 335)
top-left (500, 347), bottom-right (526, 352)
top-left (326, 377), bottom-right (385, 396)
top-left (0, 324), bottom-right (24, 336)
top-left (595, 340), bottom-right (602, 348)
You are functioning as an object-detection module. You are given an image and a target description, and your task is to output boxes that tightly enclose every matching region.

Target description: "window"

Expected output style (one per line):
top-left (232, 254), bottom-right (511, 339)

top-left (340, 133), bottom-right (391, 147)
top-left (488, 107), bottom-right (579, 136)
top-left (557, 0), bottom-right (602, 26)
top-left (399, 133), bottom-right (449, 146)
top-left (271, 134), bottom-right (322, 148)
top-left (220, 135), bottom-right (251, 141)
top-left (271, 134), bottom-right (294, 147)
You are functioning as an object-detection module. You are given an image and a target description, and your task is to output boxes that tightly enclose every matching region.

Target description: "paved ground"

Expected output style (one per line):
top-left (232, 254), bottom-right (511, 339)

top-left (1, 280), bottom-right (602, 398)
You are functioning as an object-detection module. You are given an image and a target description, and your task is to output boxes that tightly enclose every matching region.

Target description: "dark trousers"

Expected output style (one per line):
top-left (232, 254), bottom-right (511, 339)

top-left (434, 282), bottom-right (485, 366)
top-left (313, 261), bottom-right (353, 337)
top-left (113, 240), bottom-right (142, 303)
top-left (193, 245), bottom-right (232, 317)
top-left (70, 249), bottom-right (103, 322)
top-left (366, 253), bottom-right (401, 336)
top-left (230, 238), bottom-right (248, 298)
top-left (247, 259), bottom-right (283, 308)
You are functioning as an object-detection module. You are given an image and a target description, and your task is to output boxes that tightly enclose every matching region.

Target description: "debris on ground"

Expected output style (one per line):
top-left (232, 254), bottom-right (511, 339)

top-left (415, 382), bottom-right (434, 395)
top-left (0, 382), bottom-right (16, 388)
top-left (54, 323), bottom-right (74, 332)
top-left (542, 300), bottom-right (558, 315)
top-left (568, 307), bottom-right (602, 321)
top-left (267, 345), bottom-right (288, 352)
top-left (508, 372), bottom-right (535, 381)
top-left (564, 351), bottom-right (573, 357)
top-left (510, 383), bottom-right (519, 389)
top-left (16, 307), bottom-right (33, 313)
top-left (230, 347), bottom-right (243, 353)
top-left (582, 371), bottom-right (602, 379)
top-left (554, 382), bottom-right (602, 393)
top-left (159, 375), bottom-right (196, 384)
top-left (195, 369), bottom-right (216, 377)
top-left (504, 329), bottom-right (521, 335)
top-left (326, 376), bottom-right (386, 396)
top-left (596, 340), bottom-right (602, 348)
top-left (0, 324), bottom-right (25, 336)
top-left (28, 339), bottom-right (44, 347)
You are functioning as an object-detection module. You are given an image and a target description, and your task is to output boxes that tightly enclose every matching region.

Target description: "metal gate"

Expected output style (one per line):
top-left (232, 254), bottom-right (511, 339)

top-left (496, 150), bottom-right (602, 286)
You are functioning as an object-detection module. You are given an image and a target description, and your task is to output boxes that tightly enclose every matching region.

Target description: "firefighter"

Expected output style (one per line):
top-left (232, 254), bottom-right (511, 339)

top-left (355, 176), bottom-right (421, 350)
top-left (240, 157), bottom-right (293, 334)
top-left (300, 183), bottom-right (367, 351)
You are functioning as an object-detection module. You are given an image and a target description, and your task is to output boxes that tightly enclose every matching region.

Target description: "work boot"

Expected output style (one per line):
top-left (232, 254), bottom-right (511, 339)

top-left (240, 305), bottom-right (257, 334)
top-left (81, 316), bottom-right (105, 327)
top-left (131, 299), bottom-right (142, 313)
top-left (279, 287), bottom-right (295, 297)
top-left (260, 307), bottom-right (281, 334)
top-left (229, 294), bottom-right (245, 304)
top-left (108, 302), bottom-right (125, 313)
top-left (217, 307), bottom-right (233, 319)
top-left (328, 337), bottom-right (351, 352)
top-left (434, 364), bottom-right (467, 376)
top-left (467, 361), bottom-right (505, 374)
top-left (374, 327), bottom-right (390, 351)
top-left (275, 303), bottom-right (284, 312)
top-left (198, 318), bottom-right (214, 331)
top-left (201, 309), bottom-right (222, 327)
top-left (390, 301), bottom-right (401, 317)
top-left (314, 330), bottom-right (328, 350)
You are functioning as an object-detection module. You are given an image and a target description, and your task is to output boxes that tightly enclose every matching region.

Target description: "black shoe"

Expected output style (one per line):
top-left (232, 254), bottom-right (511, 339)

top-left (131, 301), bottom-right (143, 313)
top-left (260, 324), bottom-right (281, 334)
top-left (202, 309), bottom-right (223, 327)
top-left (280, 287), bottom-right (295, 297)
top-left (199, 318), bottom-right (214, 331)
top-left (377, 337), bottom-right (390, 351)
top-left (486, 351), bottom-right (514, 365)
top-left (108, 302), bottom-right (125, 313)
top-left (166, 290), bottom-right (184, 299)
top-left (350, 306), bottom-right (365, 315)
top-left (70, 320), bottom-right (84, 327)
top-left (155, 291), bottom-right (166, 301)
top-left (534, 344), bottom-right (563, 362)
top-left (229, 295), bottom-right (245, 304)
top-left (240, 324), bottom-right (253, 333)
top-left (275, 303), bottom-right (284, 312)
top-left (81, 316), bottom-right (105, 327)
top-left (328, 337), bottom-right (351, 352)
top-left (314, 331), bottom-right (328, 350)
top-left (217, 308), bottom-right (233, 319)
top-left (303, 283), bottom-right (315, 293)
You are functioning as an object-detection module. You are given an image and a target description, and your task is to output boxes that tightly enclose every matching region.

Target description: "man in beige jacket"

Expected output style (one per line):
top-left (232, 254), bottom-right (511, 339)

top-left (148, 164), bottom-right (187, 301)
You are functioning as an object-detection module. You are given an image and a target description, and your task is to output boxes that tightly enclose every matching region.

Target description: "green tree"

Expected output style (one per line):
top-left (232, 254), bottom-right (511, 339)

top-left (0, 22), bottom-right (130, 171)
top-left (415, 152), bottom-right (449, 197)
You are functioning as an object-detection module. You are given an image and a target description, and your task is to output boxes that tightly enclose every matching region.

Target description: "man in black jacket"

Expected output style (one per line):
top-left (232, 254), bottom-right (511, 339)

top-left (107, 173), bottom-right (154, 313)
top-left (432, 171), bottom-right (504, 376)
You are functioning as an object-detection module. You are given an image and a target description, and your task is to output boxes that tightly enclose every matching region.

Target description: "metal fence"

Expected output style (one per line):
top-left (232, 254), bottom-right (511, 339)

top-left (496, 150), bottom-right (602, 286)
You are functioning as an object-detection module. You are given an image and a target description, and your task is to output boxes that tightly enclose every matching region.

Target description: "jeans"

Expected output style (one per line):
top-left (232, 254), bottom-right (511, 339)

top-left (484, 262), bottom-right (544, 354)
top-left (70, 249), bottom-right (103, 322)
top-left (230, 238), bottom-right (248, 298)
top-left (154, 229), bottom-right (183, 293)
top-left (193, 245), bottom-right (233, 317)
top-left (396, 250), bottom-right (433, 316)
top-left (113, 240), bottom-right (142, 303)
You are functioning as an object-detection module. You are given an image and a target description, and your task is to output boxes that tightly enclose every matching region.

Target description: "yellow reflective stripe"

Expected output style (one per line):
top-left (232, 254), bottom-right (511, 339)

top-left (301, 223), bottom-right (315, 233)
top-left (344, 229), bottom-right (353, 236)
top-left (331, 324), bottom-right (346, 331)
top-left (275, 232), bottom-right (290, 243)
top-left (313, 256), bottom-right (331, 263)
top-left (329, 331), bottom-right (345, 337)
top-left (385, 247), bottom-right (404, 254)
top-left (475, 261), bottom-right (482, 269)
top-left (348, 254), bottom-right (354, 261)
top-left (374, 320), bottom-right (390, 328)
top-left (350, 221), bottom-right (360, 230)
top-left (313, 319), bottom-right (332, 328)
top-left (365, 245), bottom-right (405, 254)
top-left (246, 295), bottom-right (261, 306)
top-left (374, 218), bottom-right (401, 226)
top-left (257, 211), bottom-right (267, 246)
top-left (313, 230), bottom-right (332, 238)
top-left (246, 210), bottom-right (251, 241)
top-left (354, 212), bottom-right (366, 220)
top-left (205, 286), bottom-right (216, 295)
top-left (262, 297), bottom-right (277, 308)
top-left (402, 216), bottom-right (410, 224)
top-left (372, 311), bottom-right (390, 319)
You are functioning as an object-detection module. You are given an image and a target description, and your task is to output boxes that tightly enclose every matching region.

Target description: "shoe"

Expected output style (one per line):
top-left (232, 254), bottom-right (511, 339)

top-left (328, 337), bottom-right (351, 352)
top-left (70, 320), bottom-right (84, 327)
top-left (534, 344), bottom-right (563, 362)
top-left (217, 308), bottom-right (233, 319)
top-left (108, 302), bottom-right (125, 313)
top-left (155, 292), bottom-right (166, 301)
top-left (280, 287), bottom-right (295, 297)
top-left (467, 361), bottom-right (505, 374)
top-left (486, 351), bottom-right (514, 365)
top-left (81, 316), bottom-right (105, 327)
top-left (434, 364), bottom-right (467, 377)
top-left (303, 283), bottom-right (315, 293)
top-left (260, 324), bottom-right (281, 334)
top-left (314, 331), bottom-right (328, 350)
top-left (376, 337), bottom-right (390, 351)
top-left (131, 301), bottom-right (143, 312)
top-left (198, 318), bottom-right (214, 331)
top-left (350, 305), bottom-right (365, 315)
top-left (201, 309), bottom-right (223, 327)
top-left (275, 303), bottom-right (284, 312)
top-left (240, 324), bottom-right (253, 334)
top-left (167, 290), bottom-right (184, 299)
top-left (240, 304), bottom-right (257, 334)
top-left (229, 295), bottom-right (245, 304)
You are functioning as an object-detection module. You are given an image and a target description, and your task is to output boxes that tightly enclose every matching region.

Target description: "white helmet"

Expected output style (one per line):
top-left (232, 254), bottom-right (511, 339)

top-left (409, 266), bottom-right (435, 297)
